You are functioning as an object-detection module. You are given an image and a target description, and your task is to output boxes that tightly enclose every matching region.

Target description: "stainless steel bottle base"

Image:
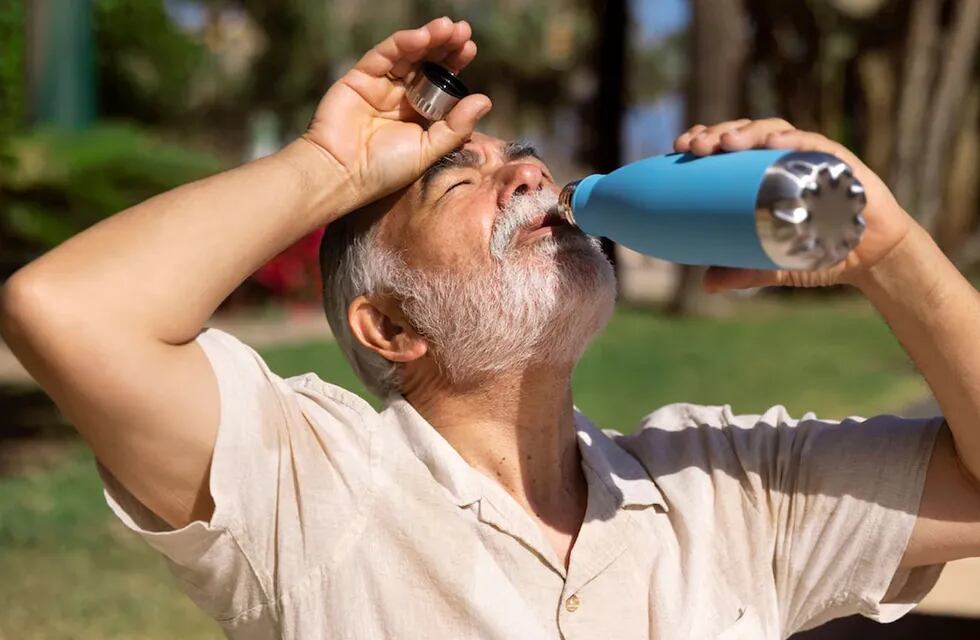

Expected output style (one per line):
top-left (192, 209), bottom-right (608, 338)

top-left (756, 151), bottom-right (867, 270)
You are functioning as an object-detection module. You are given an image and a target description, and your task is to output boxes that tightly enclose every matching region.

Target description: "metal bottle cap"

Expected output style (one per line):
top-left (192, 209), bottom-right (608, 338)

top-left (756, 151), bottom-right (867, 270)
top-left (407, 62), bottom-right (470, 121)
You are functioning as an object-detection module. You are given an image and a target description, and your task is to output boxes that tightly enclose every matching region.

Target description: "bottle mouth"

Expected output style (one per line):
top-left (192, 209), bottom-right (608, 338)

top-left (557, 180), bottom-right (580, 226)
top-left (419, 62), bottom-right (468, 98)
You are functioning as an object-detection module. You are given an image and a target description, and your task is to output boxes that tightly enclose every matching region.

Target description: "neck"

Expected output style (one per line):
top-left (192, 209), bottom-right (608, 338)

top-left (402, 363), bottom-right (587, 526)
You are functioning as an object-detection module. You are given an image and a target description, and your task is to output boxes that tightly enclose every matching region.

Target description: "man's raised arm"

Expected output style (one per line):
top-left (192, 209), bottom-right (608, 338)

top-left (0, 18), bottom-right (490, 529)
top-left (674, 119), bottom-right (980, 570)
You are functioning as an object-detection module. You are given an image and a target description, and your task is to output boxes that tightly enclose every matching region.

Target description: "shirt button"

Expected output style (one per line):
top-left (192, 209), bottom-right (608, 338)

top-left (565, 594), bottom-right (581, 612)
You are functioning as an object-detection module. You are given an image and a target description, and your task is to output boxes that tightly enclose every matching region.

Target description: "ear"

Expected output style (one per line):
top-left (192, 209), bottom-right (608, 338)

top-left (347, 294), bottom-right (428, 363)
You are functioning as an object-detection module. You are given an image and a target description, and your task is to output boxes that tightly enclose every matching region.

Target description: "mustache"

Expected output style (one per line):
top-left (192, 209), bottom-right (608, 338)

top-left (489, 190), bottom-right (561, 257)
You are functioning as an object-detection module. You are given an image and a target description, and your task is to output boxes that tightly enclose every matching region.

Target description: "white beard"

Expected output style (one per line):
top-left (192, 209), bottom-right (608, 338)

top-left (385, 190), bottom-right (616, 387)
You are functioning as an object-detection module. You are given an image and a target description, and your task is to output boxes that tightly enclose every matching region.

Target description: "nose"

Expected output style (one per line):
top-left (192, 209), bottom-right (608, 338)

top-left (496, 162), bottom-right (545, 210)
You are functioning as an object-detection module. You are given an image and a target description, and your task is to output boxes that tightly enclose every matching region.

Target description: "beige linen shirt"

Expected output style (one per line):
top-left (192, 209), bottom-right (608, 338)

top-left (100, 328), bottom-right (945, 639)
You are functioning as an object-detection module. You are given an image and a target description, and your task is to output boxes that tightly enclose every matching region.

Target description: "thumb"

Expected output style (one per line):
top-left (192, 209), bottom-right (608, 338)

top-left (421, 94), bottom-right (492, 163)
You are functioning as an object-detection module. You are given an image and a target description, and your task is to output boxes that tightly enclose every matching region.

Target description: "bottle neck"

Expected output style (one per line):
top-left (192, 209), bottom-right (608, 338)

top-left (557, 180), bottom-right (581, 226)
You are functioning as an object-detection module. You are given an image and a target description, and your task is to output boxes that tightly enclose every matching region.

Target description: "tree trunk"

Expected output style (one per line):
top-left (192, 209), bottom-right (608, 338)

top-left (856, 50), bottom-right (895, 177)
top-left (669, 0), bottom-right (748, 316)
top-left (747, 0), bottom-right (822, 132)
top-left (917, 0), bottom-right (980, 235)
top-left (581, 0), bottom-right (629, 273)
top-left (890, 0), bottom-right (941, 211)
top-left (943, 83), bottom-right (980, 259)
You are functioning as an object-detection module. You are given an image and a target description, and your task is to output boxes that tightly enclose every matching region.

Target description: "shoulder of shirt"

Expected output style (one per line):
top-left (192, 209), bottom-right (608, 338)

top-left (286, 372), bottom-right (379, 419)
top-left (198, 326), bottom-right (381, 423)
top-left (605, 402), bottom-right (803, 450)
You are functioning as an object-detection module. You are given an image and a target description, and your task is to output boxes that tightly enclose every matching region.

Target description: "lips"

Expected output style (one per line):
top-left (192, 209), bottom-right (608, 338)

top-left (517, 210), bottom-right (571, 244)
top-left (527, 210), bottom-right (570, 232)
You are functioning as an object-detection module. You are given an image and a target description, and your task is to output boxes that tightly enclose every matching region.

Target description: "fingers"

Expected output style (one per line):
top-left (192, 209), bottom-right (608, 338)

top-left (673, 117), bottom-right (861, 168)
top-left (674, 119), bottom-right (750, 154)
top-left (673, 124), bottom-right (707, 151)
top-left (762, 129), bottom-right (862, 168)
top-left (702, 267), bottom-right (782, 292)
top-left (427, 19), bottom-right (471, 66)
top-left (443, 40), bottom-right (477, 74)
top-left (388, 17), bottom-right (458, 79)
top-left (674, 118), bottom-right (798, 154)
top-left (703, 264), bottom-right (847, 291)
top-left (356, 17), bottom-right (470, 79)
top-left (354, 26), bottom-right (431, 77)
top-left (672, 117), bottom-right (867, 171)
top-left (716, 118), bottom-right (794, 152)
top-left (421, 93), bottom-right (493, 164)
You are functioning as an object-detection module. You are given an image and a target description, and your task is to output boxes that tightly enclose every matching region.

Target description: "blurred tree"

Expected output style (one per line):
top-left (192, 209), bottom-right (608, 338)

top-left (630, 30), bottom-right (687, 103)
top-left (577, 0), bottom-right (629, 272)
top-left (231, 0), bottom-right (339, 138)
top-left (915, 0), bottom-right (980, 236)
top-left (94, 0), bottom-right (205, 127)
top-left (891, 0), bottom-right (941, 210)
top-left (669, 0), bottom-right (748, 316)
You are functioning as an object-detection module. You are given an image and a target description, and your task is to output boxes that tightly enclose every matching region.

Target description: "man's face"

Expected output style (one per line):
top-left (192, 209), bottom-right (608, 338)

top-left (378, 133), bottom-right (566, 270)
top-left (367, 132), bottom-right (616, 386)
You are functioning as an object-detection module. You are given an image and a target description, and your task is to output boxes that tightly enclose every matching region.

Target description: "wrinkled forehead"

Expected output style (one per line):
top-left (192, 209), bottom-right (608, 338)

top-left (375, 132), bottom-right (545, 247)
top-left (415, 133), bottom-right (543, 201)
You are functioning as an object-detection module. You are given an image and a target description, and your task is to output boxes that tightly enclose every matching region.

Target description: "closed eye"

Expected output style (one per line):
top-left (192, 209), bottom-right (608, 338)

top-left (443, 180), bottom-right (472, 196)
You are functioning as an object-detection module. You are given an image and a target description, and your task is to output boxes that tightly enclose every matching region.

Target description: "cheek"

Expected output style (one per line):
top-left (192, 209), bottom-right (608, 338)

top-left (422, 197), bottom-right (498, 269)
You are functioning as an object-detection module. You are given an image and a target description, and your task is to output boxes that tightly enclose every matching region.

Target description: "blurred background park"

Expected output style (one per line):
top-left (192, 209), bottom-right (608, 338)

top-left (0, 0), bottom-right (978, 638)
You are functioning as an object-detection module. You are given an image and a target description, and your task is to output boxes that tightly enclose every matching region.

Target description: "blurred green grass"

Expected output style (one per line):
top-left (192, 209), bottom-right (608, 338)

top-left (0, 298), bottom-right (927, 639)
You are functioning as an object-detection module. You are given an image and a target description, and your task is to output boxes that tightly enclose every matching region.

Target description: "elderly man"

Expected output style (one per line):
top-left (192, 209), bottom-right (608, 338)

top-left (2, 18), bottom-right (979, 640)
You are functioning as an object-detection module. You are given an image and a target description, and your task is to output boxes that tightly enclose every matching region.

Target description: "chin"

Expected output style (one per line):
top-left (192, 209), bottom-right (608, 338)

top-left (534, 238), bottom-right (617, 366)
top-left (407, 232), bottom-right (616, 387)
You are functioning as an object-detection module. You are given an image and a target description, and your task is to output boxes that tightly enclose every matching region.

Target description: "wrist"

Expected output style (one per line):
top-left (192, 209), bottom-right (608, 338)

top-left (276, 137), bottom-right (361, 226)
top-left (853, 223), bottom-right (948, 306)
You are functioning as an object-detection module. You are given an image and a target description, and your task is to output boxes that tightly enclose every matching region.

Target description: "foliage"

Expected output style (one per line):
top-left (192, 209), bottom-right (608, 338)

top-left (93, 0), bottom-right (206, 124)
top-left (630, 30), bottom-right (688, 102)
top-left (232, 0), bottom-right (341, 136)
top-left (0, 0), bottom-right (25, 142)
top-left (0, 124), bottom-right (222, 267)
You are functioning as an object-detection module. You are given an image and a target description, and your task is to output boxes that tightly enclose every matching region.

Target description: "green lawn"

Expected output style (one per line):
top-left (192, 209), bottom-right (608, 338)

top-left (0, 297), bottom-right (927, 639)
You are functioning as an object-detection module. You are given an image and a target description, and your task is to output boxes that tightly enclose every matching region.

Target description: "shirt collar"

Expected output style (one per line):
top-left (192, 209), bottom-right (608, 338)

top-left (384, 395), bottom-right (667, 512)
top-left (574, 411), bottom-right (668, 511)
top-left (385, 395), bottom-right (482, 507)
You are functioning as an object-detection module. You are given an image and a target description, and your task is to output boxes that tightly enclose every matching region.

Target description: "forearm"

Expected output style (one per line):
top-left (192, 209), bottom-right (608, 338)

top-left (6, 138), bottom-right (354, 345)
top-left (855, 223), bottom-right (980, 477)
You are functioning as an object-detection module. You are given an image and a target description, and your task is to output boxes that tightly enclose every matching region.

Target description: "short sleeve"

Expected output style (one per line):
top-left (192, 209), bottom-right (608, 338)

top-left (99, 327), bottom-right (376, 625)
top-left (721, 406), bottom-right (946, 634)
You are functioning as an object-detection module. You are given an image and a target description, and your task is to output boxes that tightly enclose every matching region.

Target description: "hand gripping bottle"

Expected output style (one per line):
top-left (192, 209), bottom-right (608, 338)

top-left (557, 150), bottom-right (867, 270)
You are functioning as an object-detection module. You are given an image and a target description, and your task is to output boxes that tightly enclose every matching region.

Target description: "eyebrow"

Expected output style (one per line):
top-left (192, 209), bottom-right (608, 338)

top-left (418, 141), bottom-right (544, 202)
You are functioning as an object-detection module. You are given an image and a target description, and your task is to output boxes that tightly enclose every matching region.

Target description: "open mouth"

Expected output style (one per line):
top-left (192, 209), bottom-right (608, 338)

top-left (519, 210), bottom-right (571, 243)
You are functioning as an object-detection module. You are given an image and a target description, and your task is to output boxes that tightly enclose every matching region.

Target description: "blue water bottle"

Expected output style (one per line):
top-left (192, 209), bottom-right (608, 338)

top-left (557, 150), bottom-right (867, 270)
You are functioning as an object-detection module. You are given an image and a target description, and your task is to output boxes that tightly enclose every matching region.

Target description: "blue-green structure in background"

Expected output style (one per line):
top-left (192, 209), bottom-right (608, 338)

top-left (30, 0), bottom-right (96, 130)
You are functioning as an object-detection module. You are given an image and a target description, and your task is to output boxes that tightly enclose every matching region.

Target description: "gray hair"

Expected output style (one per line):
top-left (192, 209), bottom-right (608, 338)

top-left (318, 208), bottom-right (400, 397)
